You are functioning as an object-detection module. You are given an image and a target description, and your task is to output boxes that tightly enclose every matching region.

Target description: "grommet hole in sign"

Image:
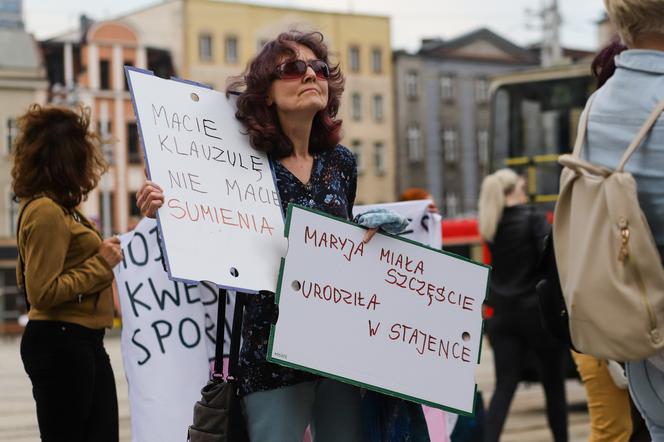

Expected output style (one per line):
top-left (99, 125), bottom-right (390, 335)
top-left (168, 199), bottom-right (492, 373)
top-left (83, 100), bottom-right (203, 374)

top-left (190, 92), bottom-right (199, 102)
top-left (230, 267), bottom-right (239, 278)
top-left (462, 332), bottom-right (471, 342)
top-left (291, 280), bottom-right (301, 291)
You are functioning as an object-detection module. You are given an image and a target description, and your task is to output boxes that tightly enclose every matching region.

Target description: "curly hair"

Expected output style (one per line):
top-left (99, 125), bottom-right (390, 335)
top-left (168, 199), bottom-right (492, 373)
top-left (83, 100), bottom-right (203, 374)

top-left (11, 104), bottom-right (108, 209)
top-left (227, 30), bottom-right (345, 159)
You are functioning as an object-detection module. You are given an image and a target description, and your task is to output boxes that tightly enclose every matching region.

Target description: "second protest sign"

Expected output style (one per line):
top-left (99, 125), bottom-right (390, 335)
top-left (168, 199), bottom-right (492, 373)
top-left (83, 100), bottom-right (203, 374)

top-left (268, 205), bottom-right (489, 415)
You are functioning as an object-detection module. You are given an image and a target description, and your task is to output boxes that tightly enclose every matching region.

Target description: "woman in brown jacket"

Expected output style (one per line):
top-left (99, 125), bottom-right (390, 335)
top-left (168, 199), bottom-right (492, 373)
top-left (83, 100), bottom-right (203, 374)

top-left (12, 105), bottom-right (123, 442)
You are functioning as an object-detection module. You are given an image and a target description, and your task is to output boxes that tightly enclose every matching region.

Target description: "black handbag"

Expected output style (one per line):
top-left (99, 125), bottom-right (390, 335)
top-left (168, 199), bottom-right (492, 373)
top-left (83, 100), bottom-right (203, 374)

top-left (188, 290), bottom-right (249, 442)
top-left (535, 233), bottom-right (578, 351)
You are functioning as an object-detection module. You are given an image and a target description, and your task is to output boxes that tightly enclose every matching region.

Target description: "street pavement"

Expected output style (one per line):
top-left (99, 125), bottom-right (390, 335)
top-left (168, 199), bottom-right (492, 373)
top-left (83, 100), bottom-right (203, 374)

top-left (0, 333), bottom-right (590, 441)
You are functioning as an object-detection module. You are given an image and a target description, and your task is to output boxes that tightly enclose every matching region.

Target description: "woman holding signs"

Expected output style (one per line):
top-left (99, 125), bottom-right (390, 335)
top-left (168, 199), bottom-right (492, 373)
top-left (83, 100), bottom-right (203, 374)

top-left (13, 105), bottom-right (123, 442)
top-left (137, 31), bottom-right (395, 441)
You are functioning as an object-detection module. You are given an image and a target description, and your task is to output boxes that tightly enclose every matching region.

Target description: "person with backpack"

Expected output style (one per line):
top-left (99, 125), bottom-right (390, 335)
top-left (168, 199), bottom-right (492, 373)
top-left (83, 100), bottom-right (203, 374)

top-left (478, 169), bottom-right (568, 442)
top-left (565, 0), bottom-right (664, 439)
top-left (555, 0), bottom-right (664, 442)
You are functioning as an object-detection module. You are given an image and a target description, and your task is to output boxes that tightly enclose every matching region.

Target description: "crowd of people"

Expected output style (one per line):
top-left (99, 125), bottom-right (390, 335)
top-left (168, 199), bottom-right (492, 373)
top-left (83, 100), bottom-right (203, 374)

top-left (9, 0), bottom-right (664, 440)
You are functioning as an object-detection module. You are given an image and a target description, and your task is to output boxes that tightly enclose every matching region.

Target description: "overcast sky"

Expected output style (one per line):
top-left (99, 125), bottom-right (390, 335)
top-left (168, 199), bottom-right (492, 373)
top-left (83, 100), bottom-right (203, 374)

top-left (24, 0), bottom-right (607, 52)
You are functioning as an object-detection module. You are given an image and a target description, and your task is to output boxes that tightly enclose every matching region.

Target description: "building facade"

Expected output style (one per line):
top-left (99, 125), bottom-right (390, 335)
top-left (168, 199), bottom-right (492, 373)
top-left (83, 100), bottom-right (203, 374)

top-left (122, 0), bottom-right (395, 205)
top-left (0, 0), bottom-right (48, 327)
top-left (394, 28), bottom-right (537, 217)
top-left (41, 18), bottom-right (176, 234)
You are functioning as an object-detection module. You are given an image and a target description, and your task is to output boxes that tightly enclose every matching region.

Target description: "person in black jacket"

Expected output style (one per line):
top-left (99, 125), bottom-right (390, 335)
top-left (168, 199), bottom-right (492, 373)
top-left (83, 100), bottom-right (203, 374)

top-left (479, 168), bottom-right (568, 442)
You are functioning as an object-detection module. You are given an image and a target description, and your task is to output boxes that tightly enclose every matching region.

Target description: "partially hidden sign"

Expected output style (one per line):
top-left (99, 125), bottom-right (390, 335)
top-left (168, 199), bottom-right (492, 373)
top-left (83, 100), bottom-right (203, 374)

top-left (268, 205), bottom-right (490, 415)
top-left (126, 67), bottom-right (286, 292)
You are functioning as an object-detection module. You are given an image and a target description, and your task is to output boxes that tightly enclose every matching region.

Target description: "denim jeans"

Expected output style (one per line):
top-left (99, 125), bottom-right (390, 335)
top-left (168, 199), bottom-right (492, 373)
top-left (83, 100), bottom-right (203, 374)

top-left (243, 379), bottom-right (363, 442)
top-left (626, 359), bottom-right (664, 441)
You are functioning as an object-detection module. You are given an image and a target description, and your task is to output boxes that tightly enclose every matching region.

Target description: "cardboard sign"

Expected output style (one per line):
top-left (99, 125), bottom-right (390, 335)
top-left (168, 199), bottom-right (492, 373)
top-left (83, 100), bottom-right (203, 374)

top-left (114, 217), bottom-right (238, 442)
top-left (126, 67), bottom-right (287, 292)
top-left (354, 200), bottom-right (443, 249)
top-left (268, 205), bottom-right (489, 415)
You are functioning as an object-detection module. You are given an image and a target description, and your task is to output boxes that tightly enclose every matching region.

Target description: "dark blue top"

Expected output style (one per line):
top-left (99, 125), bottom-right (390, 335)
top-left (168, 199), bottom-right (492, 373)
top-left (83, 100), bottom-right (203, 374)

top-left (238, 144), bottom-right (358, 395)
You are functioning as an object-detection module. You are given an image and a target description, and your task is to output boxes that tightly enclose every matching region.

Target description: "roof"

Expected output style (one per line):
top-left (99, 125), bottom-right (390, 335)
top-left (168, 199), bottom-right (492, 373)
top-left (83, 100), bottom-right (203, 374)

top-left (0, 28), bottom-right (41, 70)
top-left (418, 27), bottom-right (538, 65)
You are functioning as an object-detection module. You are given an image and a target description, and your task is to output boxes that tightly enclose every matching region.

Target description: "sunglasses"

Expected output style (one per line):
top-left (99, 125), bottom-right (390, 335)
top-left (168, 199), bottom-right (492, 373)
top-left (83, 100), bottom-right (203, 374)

top-left (274, 59), bottom-right (330, 80)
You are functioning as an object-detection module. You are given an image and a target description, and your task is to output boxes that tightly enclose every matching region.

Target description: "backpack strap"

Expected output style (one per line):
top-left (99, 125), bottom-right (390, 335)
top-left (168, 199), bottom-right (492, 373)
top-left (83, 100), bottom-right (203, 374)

top-left (572, 93), bottom-right (664, 170)
top-left (617, 95), bottom-right (664, 171)
top-left (571, 93), bottom-right (597, 158)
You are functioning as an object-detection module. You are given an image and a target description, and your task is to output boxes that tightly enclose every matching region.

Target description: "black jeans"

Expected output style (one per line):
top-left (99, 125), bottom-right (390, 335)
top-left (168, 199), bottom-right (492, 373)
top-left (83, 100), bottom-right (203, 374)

top-left (484, 299), bottom-right (568, 442)
top-left (20, 320), bottom-right (119, 442)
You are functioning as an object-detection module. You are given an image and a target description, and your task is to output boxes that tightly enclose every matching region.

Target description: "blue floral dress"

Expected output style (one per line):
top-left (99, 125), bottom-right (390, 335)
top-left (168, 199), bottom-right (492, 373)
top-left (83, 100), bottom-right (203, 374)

top-left (238, 144), bottom-right (358, 396)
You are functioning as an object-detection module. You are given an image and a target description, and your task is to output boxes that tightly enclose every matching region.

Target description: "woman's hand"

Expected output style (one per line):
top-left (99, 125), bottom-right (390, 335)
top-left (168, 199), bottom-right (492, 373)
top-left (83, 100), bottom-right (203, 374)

top-left (362, 227), bottom-right (379, 244)
top-left (99, 236), bottom-right (123, 268)
top-left (136, 181), bottom-right (164, 218)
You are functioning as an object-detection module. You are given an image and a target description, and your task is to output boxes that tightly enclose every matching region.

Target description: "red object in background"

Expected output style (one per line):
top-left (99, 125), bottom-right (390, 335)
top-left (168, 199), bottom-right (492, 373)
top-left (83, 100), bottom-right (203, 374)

top-left (441, 217), bottom-right (492, 264)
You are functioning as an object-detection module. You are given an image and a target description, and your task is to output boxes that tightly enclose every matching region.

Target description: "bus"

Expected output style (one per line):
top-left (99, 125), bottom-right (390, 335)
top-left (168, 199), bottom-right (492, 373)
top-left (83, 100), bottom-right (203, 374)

top-left (490, 61), bottom-right (595, 208)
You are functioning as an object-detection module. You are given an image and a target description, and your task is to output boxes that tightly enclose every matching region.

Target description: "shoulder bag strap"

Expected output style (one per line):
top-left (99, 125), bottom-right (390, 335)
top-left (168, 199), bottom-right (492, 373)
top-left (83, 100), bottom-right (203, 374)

top-left (213, 288), bottom-right (227, 379)
top-left (228, 292), bottom-right (244, 380)
top-left (617, 96), bottom-right (664, 171)
top-left (15, 197), bottom-right (39, 311)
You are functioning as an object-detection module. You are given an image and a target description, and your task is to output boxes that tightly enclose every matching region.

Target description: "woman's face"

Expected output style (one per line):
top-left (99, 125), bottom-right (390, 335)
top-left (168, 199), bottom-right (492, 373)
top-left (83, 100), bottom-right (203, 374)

top-left (267, 43), bottom-right (329, 116)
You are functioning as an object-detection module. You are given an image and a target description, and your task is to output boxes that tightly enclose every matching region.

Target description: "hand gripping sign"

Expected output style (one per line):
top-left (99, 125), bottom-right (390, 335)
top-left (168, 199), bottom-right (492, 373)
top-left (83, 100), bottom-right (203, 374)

top-left (268, 205), bottom-right (490, 415)
top-left (126, 67), bottom-right (287, 293)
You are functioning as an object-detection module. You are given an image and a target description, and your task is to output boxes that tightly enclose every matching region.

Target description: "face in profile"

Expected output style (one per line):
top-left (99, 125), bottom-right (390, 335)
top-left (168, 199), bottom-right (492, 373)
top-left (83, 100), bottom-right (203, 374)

top-left (267, 43), bottom-right (329, 116)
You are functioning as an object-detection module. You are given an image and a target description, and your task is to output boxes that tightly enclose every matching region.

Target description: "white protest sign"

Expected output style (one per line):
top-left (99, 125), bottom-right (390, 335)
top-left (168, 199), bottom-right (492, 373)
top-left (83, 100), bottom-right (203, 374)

top-left (114, 217), bottom-right (237, 442)
top-left (268, 205), bottom-right (489, 415)
top-left (354, 200), bottom-right (442, 249)
top-left (126, 67), bottom-right (287, 292)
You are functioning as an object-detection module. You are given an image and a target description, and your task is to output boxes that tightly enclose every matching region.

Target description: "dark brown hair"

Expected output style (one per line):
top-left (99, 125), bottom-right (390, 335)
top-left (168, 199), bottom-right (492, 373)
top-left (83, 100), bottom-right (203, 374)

top-left (227, 30), bottom-right (345, 159)
top-left (11, 104), bottom-right (108, 209)
top-left (591, 40), bottom-right (627, 88)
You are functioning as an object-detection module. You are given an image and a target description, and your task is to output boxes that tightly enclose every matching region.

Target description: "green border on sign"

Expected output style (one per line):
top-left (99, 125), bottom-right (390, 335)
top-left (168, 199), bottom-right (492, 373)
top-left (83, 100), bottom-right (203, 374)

top-left (268, 203), bottom-right (490, 416)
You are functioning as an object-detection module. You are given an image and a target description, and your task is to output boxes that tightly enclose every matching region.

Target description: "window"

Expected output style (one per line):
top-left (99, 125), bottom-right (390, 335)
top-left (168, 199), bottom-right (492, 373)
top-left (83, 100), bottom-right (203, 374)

top-left (225, 36), bottom-right (238, 64)
top-left (440, 74), bottom-right (455, 101)
top-left (407, 124), bottom-right (423, 162)
top-left (199, 33), bottom-right (213, 62)
top-left (445, 192), bottom-right (459, 218)
top-left (475, 77), bottom-right (489, 104)
top-left (371, 48), bottom-right (382, 73)
top-left (372, 94), bottom-right (384, 122)
top-left (351, 93), bottom-right (362, 121)
top-left (443, 129), bottom-right (458, 163)
top-left (6, 118), bottom-right (17, 154)
top-left (100, 60), bottom-right (110, 90)
top-left (405, 71), bottom-right (418, 99)
top-left (374, 142), bottom-right (385, 175)
top-left (127, 122), bottom-right (141, 164)
top-left (349, 46), bottom-right (360, 73)
top-left (123, 61), bottom-right (133, 91)
top-left (351, 139), bottom-right (364, 174)
top-left (477, 129), bottom-right (490, 166)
